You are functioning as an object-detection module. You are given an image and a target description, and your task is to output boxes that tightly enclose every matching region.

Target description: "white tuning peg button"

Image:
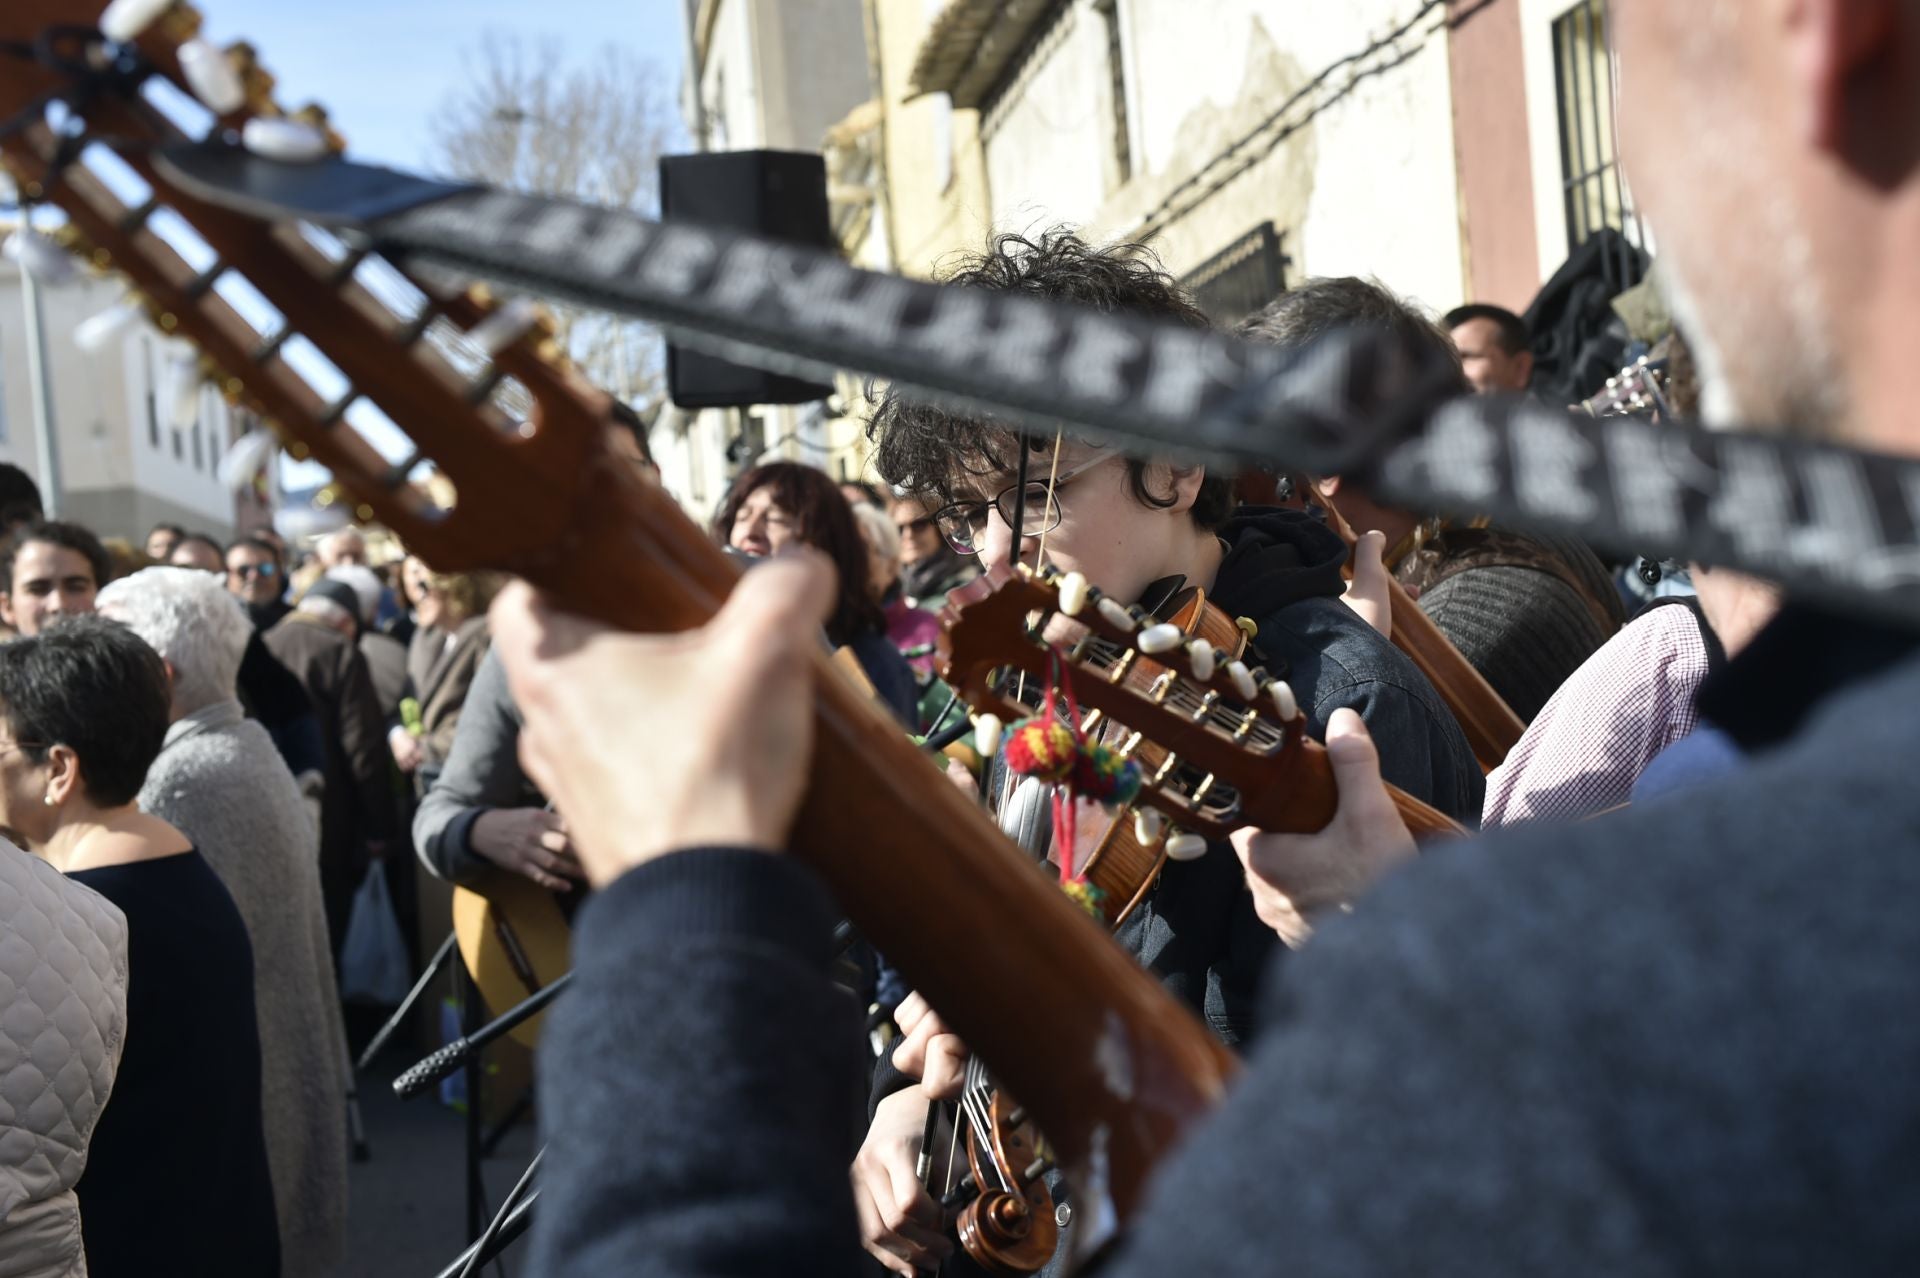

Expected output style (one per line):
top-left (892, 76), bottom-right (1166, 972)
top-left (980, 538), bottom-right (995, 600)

top-left (1056, 571), bottom-right (1089, 617)
top-left (74, 300), bottom-right (144, 353)
top-left (973, 713), bottom-right (1004, 758)
top-left (1136, 622), bottom-right (1183, 655)
top-left (179, 38), bottom-right (245, 114)
top-left (101, 0), bottom-right (173, 42)
top-left (1226, 660), bottom-right (1257, 701)
top-left (1165, 831), bottom-right (1208, 862)
top-left (466, 297), bottom-right (539, 356)
top-left (1186, 639), bottom-right (1215, 682)
top-left (1269, 679), bottom-right (1299, 722)
top-left (1096, 597), bottom-right (1137, 633)
top-left (1133, 808), bottom-right (1166, 847)
top-left (242, 117), bottom-right (330, 163)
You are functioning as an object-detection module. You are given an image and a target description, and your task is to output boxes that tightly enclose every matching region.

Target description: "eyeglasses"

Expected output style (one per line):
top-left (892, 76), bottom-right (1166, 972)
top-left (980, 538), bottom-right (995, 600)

top-left (932, 448), bottom-right (1118, 556)
top-left (229, 562), bottom-right (277, 580)
top-left (0, 740), bottom-right (48, 757)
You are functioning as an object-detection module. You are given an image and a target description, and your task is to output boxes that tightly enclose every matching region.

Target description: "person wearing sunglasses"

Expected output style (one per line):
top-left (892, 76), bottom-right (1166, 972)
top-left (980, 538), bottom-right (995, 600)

top-left (887, 491), bottom-right (980, 611)
top-left (226, 535), bottom-right (290, 630)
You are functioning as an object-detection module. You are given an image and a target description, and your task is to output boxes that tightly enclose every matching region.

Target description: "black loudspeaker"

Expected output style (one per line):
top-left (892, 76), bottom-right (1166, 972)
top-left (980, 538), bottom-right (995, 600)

top-left (659, 150), bottom-right (836, 409)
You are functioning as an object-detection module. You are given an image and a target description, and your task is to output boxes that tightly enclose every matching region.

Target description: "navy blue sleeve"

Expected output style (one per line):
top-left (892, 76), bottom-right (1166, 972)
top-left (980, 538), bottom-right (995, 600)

top-left (528, 848), bottom-right (867, 1278)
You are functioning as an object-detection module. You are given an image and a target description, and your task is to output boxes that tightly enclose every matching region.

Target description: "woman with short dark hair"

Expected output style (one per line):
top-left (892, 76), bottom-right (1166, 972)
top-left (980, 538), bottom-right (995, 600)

top-left (714, 462), bottom-right (917, 726)
top-left (0, 615), bottom-right (280, 1277)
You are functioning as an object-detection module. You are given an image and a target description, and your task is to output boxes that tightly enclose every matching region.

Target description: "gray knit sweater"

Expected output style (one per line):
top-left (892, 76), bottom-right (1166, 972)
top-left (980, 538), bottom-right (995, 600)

top-left (137, 702), bottom-right (349, 1278)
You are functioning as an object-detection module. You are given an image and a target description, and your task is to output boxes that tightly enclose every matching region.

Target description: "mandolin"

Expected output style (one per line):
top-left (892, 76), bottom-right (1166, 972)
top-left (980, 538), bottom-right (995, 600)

top-left (0, 3), bottom-right (1235, 1258)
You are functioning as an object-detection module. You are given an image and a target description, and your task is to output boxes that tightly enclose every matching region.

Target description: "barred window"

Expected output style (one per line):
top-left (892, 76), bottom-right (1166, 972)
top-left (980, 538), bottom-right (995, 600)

top-left (1552, 0), bottom-right (1643, 252)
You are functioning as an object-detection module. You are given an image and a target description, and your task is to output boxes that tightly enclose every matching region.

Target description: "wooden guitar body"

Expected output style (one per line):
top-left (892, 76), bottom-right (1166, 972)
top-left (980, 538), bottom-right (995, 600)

top-left (450, 872), bottom-right (571, 1048)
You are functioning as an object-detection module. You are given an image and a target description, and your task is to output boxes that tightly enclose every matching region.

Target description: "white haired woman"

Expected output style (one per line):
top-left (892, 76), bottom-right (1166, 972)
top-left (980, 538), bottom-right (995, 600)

top-left (95, 567), bottom-right (349, 1278)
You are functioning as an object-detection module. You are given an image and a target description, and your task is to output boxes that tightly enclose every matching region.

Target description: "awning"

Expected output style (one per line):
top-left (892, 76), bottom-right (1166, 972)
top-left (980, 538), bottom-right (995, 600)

top-left (908, 0), bottom-right (1067, 109)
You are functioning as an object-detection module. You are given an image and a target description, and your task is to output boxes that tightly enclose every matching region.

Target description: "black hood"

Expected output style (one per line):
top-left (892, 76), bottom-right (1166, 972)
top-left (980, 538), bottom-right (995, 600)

top-left (1209, 506), bottom-right (1349, 621)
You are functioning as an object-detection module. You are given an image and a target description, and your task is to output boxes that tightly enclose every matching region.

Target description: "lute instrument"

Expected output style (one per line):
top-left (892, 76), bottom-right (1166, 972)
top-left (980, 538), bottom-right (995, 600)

top-left (0, 5), bottom-right (1235, 1260)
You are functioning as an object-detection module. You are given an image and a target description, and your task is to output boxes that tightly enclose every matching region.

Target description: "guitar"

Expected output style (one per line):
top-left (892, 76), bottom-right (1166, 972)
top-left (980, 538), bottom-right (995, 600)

top-left (0, 3), bottom-right (1234, 1253)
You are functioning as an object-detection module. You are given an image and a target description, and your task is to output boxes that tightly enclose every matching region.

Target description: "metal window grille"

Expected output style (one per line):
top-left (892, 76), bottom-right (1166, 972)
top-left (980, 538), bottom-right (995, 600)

top-left (1552, 0), bottom-right (1642, 257)
top-left (1093, 0), bottom-right (1132, 188)
top-left (1181, 222), bottom-right (1290, 325)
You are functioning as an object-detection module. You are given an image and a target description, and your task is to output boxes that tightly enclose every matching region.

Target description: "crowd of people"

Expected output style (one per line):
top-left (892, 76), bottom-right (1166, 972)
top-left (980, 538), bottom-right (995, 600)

top-left (1, 2), bottom-right (1914, 1274)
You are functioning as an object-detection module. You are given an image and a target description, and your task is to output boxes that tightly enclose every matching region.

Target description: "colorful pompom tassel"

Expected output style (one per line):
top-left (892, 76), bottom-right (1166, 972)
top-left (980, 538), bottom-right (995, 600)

top-left (1004, 716), bottom-right (1082, 783)
top-left (1061, 879), bottom-right (1107, 920)
top-left (1073, 741), bottom-right (1142, 808)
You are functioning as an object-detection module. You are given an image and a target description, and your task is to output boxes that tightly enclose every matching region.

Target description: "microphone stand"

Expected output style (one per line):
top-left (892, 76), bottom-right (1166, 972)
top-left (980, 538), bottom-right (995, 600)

top-left (393, 971), bottom-right (574, 1101)
top-left (358, 930), bottom-right (460, 1073)
top-left (440, 1148), bottom-right (543, 1278)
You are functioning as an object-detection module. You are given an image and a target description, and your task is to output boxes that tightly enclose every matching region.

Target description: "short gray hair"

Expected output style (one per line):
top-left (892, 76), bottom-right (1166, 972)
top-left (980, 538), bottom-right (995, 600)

top-left (95, 567), bottom-right (251, 714)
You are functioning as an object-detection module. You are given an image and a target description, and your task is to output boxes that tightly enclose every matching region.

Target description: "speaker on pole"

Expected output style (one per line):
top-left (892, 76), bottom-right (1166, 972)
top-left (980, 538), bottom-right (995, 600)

top-left (659, 150), bottom-right (836, 410)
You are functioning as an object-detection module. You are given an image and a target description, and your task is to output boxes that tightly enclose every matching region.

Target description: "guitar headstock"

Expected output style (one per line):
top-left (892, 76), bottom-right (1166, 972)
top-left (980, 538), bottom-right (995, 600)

top-left (1579, 354), bottom-right (1671, 420)
top-left (0, 2), bottom-right (723, 624)
top-left (940, 562), bottom-right (1334, 842)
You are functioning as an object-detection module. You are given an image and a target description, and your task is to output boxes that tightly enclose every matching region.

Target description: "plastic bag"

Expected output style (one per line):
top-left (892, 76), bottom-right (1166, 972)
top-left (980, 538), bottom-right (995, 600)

top-left (339, 861), bottom-right (410, 1005)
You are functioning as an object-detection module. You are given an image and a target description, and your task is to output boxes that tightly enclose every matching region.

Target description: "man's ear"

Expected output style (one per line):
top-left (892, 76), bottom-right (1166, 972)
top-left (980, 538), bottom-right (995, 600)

top-left (1514, 350), bottom-right (1535, 385)
top-left (1789, 0), bottom-right (1898, 151)
top-left (0, 592), bottom-right (16, 629)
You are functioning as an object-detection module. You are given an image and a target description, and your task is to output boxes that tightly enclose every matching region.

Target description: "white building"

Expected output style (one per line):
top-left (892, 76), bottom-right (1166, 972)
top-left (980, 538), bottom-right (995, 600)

top-left (0, 244), bottom-right (250, 542)
top-left (904, 0), bottom-right (1643, 324)
top-left (667, 0), bottom-right (876, 519)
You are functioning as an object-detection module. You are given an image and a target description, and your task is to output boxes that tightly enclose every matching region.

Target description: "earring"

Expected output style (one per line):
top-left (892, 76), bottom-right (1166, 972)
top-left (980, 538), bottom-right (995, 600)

top-left (41, 793), bottom-right (53, 806)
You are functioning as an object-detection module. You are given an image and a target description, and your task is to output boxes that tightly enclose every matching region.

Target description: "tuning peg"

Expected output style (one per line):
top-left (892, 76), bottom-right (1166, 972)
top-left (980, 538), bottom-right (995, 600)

top-left (290, 103), bottom-right (348, 153)
top-left (466, 297), bottom-right (539, 356)
top-left (1185, 638), bottom-right (1215, 682)
top-left (973, 713), bottom-right (1004, 758)
top-left (1133, 808), bottom-right (1166, 847)
top-left (225, 42), bottom-right (277, 111)
top-left (242, 117), bottom-right (329, 163)
top-left (1226, 660), bottom-right (1257, 701)
top-left (1095, 597), bottom-right (1136, 633)
top-left (1056, 571), bottom-right (1089, 617)
top-left (179, 37), bottom-right (245, 113)
top-left (101, 0), bottom-right (174, 42)
top-left (74, 300), bottom-right (145, 353)
top-left (1269, 678), bottom-right (1298, 721)
top-left (1165, 831), bottom-right (1207, 862)
top-left (1136, 623), bottom-right (1183, 655)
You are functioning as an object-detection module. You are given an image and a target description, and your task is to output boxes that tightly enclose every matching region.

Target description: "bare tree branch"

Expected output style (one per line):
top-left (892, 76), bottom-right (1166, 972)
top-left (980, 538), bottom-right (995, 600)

top-left (427, 32), bottom-right (677, 406)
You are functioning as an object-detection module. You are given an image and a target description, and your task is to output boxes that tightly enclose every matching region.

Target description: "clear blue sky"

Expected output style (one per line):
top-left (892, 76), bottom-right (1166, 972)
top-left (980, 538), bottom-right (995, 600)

top-left (189, 1), bottom-right (688, 487)
top-left (199, 0), bottom-right (688, 171)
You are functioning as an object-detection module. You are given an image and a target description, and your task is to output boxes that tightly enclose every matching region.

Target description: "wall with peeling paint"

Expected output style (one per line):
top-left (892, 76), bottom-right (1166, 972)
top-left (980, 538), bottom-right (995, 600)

top-left (979, 0), bottom-right (1476, 318)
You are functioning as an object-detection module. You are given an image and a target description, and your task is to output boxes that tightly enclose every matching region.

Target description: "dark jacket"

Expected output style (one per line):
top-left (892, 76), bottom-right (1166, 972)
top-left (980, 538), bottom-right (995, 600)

top-left (359, 630), bottom-right (410, 721)
top-left (265, 614), bottom-right (397, 945)
top-left (528, 607), bottom-right (1920, 1277)
top-left (237, 631), bottom-right (325, 779)
top-left (900, 546), bottom-right (980, 612)
top-left (868, 509), bottom-right (1481, 1118)
top-left (403, 615), bottom-right (492, 771)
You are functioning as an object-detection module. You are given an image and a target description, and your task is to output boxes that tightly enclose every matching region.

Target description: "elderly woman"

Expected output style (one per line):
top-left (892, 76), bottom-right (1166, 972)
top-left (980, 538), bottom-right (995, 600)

top-left (0, 616), bottom-right (278, 1276)
top-left (96, 568), bottom-right (348, 1278)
